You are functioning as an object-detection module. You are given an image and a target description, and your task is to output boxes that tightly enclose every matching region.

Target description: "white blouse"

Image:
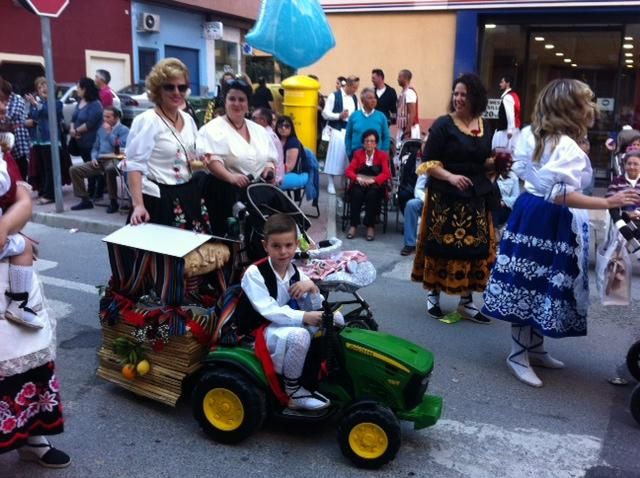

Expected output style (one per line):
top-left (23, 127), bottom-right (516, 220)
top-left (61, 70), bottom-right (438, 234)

top-left (197, 116), bottom-right (277, 179)
top-left (124, 109), bottom-right (198, 198)
top-left (512, 126), bottom-right (592, 202)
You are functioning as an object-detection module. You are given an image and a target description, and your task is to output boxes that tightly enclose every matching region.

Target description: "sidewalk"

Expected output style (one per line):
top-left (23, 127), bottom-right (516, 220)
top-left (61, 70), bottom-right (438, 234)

top-left (30, 179), bottom-right (335, 240)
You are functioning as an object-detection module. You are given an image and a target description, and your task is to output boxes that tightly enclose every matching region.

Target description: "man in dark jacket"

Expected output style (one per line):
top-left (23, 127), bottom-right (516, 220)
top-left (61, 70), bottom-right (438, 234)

top-left (371, 69), bottom-right (397, 125)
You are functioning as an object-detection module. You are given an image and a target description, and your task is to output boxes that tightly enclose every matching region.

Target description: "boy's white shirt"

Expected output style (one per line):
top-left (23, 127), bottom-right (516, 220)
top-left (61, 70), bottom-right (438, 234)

top-left (241, 257), bottom-right (324, 327)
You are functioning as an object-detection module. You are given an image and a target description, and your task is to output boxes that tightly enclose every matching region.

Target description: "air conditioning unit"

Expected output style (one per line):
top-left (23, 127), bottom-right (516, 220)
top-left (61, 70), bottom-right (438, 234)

top-left (138, 13), bottom-right (160, 33)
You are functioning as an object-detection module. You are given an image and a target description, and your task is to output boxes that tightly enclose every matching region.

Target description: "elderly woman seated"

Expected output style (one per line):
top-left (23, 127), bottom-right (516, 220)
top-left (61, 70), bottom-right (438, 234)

top-left (197, 79), bottom-right (277, 235)
top-left (344, 130), bottom-right (391, 241)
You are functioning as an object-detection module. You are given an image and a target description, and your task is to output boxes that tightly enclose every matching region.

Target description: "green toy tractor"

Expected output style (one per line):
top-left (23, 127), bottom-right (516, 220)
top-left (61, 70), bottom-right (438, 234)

top-left (191, 304), bottom-right (443, 469)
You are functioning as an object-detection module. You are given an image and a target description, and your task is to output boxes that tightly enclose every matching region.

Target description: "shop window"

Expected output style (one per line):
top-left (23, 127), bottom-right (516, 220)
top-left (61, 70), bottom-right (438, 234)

top-left (215, 41), bottom-right (239, 77)
top-left (138, 48), bottom-right (157, 83)
top-left (480, 24), bottom-right (527, 100)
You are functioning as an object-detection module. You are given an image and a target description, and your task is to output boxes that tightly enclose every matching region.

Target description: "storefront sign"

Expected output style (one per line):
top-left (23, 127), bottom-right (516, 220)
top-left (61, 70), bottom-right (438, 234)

top-left (321, 0), bottom-right (640, 12)
top-left (483, 98), bottom-right (501, 119)
top-left (203, 21), bottom-right (223, 40)
top-left (597, 97), bottom-right (615, 112)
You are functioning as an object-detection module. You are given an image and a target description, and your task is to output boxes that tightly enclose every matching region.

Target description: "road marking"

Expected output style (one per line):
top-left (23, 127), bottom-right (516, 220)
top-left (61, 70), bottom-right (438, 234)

top-left (418, 419), bottom-right (601, 478)
top-left (39, 275), bottom-right (98, 295)
top-left (381, 259), bottom-right (412, 281)
top-left (35, 259), bottom-right (58, 272)
top-left (47, 298), bottom-right (74, 321)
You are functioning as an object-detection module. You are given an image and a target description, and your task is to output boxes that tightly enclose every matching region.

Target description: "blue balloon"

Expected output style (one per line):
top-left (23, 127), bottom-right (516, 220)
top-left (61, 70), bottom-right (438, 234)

top-left (246, 0), bottom-right (336, 69)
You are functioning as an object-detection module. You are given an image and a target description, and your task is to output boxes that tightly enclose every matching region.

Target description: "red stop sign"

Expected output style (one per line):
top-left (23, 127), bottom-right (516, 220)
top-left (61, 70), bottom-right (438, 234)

top-left (20, 0), bottom-right (69, 17)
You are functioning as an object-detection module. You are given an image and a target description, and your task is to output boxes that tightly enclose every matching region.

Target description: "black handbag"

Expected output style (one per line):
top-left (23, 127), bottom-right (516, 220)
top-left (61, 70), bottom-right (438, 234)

top-left (67, 137), bottom-right (81, 156)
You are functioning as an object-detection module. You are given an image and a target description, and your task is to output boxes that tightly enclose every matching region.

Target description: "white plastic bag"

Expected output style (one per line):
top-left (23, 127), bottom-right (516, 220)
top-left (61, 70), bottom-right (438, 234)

top-left (596, 229), bottom-right (632, 306)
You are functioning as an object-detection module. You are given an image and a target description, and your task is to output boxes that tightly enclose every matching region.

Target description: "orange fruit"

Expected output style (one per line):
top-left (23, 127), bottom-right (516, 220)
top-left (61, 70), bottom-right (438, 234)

top-left (136, 360), bottom-right (151, 376)
top-left (122, 364), bottom-right (136, 380)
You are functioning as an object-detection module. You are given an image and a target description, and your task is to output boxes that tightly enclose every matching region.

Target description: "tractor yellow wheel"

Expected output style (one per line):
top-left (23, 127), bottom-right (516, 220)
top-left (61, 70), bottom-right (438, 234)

top-left (348, 422), bottom-right (389, 459)
top-left (338, 404), bottom-right (401, 469)
top-left (203, 388), bottom-right (244, 432)
top-left (192, 370), bottom-right (266, 444)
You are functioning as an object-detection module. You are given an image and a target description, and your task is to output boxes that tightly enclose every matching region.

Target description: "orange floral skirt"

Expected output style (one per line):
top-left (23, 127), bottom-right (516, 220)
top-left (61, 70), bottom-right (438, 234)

top-left (411, 191), bottom-right (496, 295)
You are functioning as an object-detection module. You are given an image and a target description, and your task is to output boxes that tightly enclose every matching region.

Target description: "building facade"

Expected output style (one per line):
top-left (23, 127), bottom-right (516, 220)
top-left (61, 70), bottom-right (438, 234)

top-left (131, 0), bottom-right (260, 96)
top-left (311, 0), bottom-right (640, 175)
top-left (0, 0), bottom-right (133, 93)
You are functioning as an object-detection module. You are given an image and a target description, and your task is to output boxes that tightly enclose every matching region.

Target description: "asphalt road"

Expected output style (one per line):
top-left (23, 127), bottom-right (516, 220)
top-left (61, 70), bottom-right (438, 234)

top-left (2, 222), bottom-right (640, 478)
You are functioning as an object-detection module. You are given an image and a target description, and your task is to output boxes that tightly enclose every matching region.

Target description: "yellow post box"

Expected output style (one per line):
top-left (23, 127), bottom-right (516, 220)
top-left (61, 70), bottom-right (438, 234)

top-left (282, 75), bottom-right (320, 154)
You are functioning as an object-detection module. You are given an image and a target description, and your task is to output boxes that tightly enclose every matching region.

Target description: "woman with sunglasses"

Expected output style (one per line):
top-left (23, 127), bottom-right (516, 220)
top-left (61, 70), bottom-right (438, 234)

top-left (275, 115), bottom-right (309, 190)
top-left (198, 79), bottom-right (277, 235)
top-left (125, 58), bottom-right (210, 232)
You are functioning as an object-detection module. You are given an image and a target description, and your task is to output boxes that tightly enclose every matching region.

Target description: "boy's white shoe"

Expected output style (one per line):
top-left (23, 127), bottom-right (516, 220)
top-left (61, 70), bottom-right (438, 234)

top-left (286, 383), bottom-right (330, 410)
top-left (5, 292), bottom-right (44, 329)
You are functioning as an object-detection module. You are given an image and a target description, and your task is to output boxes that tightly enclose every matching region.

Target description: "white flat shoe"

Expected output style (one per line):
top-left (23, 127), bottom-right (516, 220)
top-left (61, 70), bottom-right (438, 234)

top-left (506, 357), bottom-right (543, 388)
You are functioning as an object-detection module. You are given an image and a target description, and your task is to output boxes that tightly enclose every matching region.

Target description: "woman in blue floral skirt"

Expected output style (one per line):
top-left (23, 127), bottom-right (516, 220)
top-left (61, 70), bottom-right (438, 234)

top-left (482, 79), bottom-right (640, 388)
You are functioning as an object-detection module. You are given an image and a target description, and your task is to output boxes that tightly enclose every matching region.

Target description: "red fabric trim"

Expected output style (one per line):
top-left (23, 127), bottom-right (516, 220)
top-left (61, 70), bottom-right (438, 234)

top-left (508, 91), bottom-right (522, 129)
top-left (253, 323), bottom-right (289, 406)
top-left (0, 418), bottom-right (64, 450)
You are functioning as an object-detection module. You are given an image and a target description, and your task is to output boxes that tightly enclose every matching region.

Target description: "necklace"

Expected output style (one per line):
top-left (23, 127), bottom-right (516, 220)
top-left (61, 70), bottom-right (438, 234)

top-left (226, 116), bottom-right (246, 131)
top-left (159, 105), bottom-right (179, 126)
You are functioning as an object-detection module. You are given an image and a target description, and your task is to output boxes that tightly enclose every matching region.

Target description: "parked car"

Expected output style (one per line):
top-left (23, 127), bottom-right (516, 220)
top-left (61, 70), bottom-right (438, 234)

top-left (117, 83), bottom-right (154, 126)
top-left (55, 83), bottom-right (78, 128)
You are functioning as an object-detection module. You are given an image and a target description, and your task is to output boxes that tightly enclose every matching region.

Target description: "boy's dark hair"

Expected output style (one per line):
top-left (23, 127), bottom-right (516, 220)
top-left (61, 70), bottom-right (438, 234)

top-left (264, 214), bottom-right (297, 240)
top-left (371, 68), bottom-right (384, 79)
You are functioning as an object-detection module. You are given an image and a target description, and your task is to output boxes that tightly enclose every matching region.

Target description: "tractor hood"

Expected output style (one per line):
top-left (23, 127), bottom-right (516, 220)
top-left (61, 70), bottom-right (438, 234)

top-left (339, 328), bottom-right (434, 375)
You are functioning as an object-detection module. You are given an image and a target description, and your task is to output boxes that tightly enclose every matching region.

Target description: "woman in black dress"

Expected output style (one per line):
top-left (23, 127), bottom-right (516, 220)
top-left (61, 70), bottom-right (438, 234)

top-left (411, 73), bottom-right (497, 324)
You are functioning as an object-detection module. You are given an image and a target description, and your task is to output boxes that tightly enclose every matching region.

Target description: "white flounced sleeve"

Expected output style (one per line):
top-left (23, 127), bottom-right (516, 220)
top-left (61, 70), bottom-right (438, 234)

top-left (513, 127), bottom-right (591, 203)
top-left (123, 111), bottom-right (157, 175)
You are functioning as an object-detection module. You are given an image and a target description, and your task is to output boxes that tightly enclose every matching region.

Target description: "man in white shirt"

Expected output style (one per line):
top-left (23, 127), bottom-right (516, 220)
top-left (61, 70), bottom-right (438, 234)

top-left (492, 75), bottom-right (521, 151)
top-left (396, 69), bottom-right (420, 148)
top-left (251, 107), bottom-right (284, 184)
top-left (322, 75), bottom-right (359, 194)
top-left (401, 174), bottom-right (427, 256)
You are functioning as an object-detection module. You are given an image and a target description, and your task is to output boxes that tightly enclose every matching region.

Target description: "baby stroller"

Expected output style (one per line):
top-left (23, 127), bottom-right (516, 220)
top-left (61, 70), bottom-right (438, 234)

top-left (243, 183), bottom-right (378, 330)
top-left (243, 183), bottom-right (313, 262)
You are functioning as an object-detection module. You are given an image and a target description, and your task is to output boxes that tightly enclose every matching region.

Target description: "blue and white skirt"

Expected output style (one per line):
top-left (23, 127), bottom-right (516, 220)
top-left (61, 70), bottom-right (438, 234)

top-left (482, 192), bottom-right (590, 337)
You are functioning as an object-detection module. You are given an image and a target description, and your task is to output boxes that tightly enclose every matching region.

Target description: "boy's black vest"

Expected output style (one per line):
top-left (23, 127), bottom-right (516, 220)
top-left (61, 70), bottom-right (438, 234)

top-left (234, 259), bottom-right (301, 336)
top-left (328, 89), bottom-right (358, 131)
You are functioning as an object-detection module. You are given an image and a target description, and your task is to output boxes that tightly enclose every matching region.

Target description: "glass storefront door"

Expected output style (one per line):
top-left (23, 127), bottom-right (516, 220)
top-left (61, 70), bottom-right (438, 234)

top-left (480, 17), bottom-right (640, 180)
top-left (525, 28), bottom-right (621, 175)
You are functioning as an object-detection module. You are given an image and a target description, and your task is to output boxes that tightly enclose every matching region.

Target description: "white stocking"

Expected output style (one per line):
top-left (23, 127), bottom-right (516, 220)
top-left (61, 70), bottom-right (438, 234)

top-left (507, 324), bottom-right (542, 388)
top-left (282, 329), bottom-right (311, 382)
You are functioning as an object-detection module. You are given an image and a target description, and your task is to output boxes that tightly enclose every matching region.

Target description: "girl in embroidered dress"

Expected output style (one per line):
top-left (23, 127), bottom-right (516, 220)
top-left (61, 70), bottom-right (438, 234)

top-left (482, 79), bottom-right (640, 388)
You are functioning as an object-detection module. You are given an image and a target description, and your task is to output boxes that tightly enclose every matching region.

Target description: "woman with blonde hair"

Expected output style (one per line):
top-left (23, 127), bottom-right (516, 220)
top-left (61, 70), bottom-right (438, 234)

top-left (482, 79), bottom-right (640, 388)
top-left (125, 58), bottom-right (210, 231)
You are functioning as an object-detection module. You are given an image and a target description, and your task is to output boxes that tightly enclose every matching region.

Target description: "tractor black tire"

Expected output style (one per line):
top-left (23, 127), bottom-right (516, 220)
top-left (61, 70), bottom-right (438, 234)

top-left (192, 369), bottom-right (266, 444)
top-left (338, 404), bottom-right (401, 469)
top-left (630, 384), bottom-right (640, 425)
top-left (626, 341), bottom-right (640, 382)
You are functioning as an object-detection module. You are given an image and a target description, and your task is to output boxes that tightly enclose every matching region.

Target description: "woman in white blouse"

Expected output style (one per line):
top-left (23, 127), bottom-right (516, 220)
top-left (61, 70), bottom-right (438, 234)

top-left (482, 79), bottom-right (640, 388)
top-left (125, 58), bottom-right (210, 232)
top-left (198, 79), bottom-right (277, 234)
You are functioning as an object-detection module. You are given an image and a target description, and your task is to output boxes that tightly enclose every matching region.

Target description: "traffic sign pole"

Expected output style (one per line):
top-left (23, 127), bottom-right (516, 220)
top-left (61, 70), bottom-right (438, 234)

top-left (40, 16), bottom-right (63, 212)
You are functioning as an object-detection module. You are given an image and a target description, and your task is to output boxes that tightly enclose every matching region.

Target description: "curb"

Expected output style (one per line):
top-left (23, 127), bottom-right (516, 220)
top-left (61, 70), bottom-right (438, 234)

top-left (31, 211), bottom-right (122, 236)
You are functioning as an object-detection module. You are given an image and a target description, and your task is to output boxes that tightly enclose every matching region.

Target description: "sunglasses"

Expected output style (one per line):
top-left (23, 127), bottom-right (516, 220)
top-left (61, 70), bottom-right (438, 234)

top-left (278, 123), bottom-right (292, 129)
top-left (162, 84), bottom-right (188, 93)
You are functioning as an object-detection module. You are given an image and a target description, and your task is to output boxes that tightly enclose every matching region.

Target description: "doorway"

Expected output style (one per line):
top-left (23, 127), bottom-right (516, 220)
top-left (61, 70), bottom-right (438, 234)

top-left (165, 46), bottom-right (200, 94)
top-left (525, 28), bottom-right (622, 172)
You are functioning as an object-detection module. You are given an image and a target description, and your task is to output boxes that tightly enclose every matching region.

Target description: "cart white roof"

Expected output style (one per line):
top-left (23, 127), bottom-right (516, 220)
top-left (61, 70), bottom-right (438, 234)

top-left (102, 224), bottom-right (215, 258)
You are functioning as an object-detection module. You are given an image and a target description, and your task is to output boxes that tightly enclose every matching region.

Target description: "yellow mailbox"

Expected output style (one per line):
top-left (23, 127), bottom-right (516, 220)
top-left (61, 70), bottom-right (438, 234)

top-left (282, 75), bottom-right (320, 154)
